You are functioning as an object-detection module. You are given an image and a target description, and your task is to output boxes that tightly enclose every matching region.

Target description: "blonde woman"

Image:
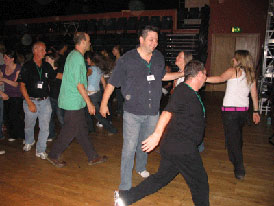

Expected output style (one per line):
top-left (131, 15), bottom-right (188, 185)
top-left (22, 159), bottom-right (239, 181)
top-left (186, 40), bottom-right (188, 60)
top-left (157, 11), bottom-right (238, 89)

top-left (206, 50), bottom-right (260, 180)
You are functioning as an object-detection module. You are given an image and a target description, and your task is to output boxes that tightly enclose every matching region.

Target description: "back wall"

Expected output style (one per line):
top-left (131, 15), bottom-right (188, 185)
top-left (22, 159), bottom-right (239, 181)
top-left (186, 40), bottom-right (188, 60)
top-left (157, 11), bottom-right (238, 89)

top-left (206, 0), bottom-right (269, 72)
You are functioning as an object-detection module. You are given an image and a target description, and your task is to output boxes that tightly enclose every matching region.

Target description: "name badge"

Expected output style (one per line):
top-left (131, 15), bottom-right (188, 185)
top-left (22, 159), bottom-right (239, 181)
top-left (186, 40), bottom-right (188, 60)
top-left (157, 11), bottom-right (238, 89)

top-left (147, 75), bottom-right (155, 81)
top-left (36, 81), bottom-right (43, 89)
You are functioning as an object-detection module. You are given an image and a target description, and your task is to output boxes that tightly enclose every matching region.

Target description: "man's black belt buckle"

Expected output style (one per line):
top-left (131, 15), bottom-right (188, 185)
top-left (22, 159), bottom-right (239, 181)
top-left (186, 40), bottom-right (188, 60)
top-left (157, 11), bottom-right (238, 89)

top-left (30, 97), bottom-right (47, 101)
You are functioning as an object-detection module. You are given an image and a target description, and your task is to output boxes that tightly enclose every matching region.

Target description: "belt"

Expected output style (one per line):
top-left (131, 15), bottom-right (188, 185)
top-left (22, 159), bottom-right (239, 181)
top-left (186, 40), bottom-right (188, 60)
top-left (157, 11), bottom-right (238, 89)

top-left (88, 91), bottom-right (98, 96)
top-left (30, 97), bottom-right (48, 101)
top-left (222, 107), bottom-right (249, 112)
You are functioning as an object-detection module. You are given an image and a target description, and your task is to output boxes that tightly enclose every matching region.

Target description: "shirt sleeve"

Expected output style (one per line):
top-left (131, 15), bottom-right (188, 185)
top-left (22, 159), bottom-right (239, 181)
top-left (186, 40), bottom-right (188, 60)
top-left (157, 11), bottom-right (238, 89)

top-left (74, 57), bottom-right (87, 85)
top-left (108, 57), bottom-right (125, 87)
top-left (17, 63), bottom-right (28, 83)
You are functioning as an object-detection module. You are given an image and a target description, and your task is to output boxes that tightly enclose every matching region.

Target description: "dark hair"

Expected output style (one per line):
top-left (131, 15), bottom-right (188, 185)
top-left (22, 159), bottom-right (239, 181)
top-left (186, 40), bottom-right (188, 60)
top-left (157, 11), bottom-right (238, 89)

top-left (73, 32), bottom-right (87, 45)
top-left (45, 52), bottom-right (59, 67)
top-left (57, 41), bottom-right (68, 51)
top-left (47, 46), bottom-right (57, 55)
top-left (85, 51), bottom-right (109, 73)
top-left (4, 50), bottom-right (16, 59)
top-left (184, 60), bottom-right (205, 81)
top-left (165, 61), bottom-right (172, 68)
top-left (113, 45), bottom-right (123, 55)
top-left (139, 25), bottom-right (159, 39)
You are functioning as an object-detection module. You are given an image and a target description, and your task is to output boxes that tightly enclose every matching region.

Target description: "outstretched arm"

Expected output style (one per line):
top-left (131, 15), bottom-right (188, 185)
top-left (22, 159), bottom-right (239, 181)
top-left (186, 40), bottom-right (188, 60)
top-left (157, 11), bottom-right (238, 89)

top-left (142, 111), bottom-right (172, 152)
top-left (162, 71), bottom-right (184, 81)
top-left (206, 68), bottom-right (234, 83)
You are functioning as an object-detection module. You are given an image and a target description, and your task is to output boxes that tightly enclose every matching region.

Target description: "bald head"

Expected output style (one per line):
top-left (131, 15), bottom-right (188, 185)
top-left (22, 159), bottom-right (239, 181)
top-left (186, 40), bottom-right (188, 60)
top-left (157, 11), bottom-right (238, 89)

top-left (32, 41), bottom-right (46, 60)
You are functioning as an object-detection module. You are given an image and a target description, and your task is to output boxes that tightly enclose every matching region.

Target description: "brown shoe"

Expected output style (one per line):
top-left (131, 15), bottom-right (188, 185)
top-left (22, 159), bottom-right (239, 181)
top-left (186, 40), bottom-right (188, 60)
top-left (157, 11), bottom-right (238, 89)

top-left (47, 157), bottom-right (66, 168)
top-left (88, 155), bottom-right (108, 166)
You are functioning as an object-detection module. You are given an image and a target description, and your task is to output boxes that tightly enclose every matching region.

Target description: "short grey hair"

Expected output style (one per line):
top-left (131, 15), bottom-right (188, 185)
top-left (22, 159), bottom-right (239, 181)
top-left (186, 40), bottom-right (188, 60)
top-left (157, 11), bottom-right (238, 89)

top-left (184, 60), bottom-right (205, 81)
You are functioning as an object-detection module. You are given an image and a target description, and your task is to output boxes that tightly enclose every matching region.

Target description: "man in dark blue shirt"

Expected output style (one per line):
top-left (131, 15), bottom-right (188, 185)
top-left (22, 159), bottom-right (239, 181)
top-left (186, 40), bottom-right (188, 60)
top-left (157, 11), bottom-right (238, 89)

top-left (114, 60), bottom-right (209, 206)
top-left (100, 26), bottom-right (184, 191)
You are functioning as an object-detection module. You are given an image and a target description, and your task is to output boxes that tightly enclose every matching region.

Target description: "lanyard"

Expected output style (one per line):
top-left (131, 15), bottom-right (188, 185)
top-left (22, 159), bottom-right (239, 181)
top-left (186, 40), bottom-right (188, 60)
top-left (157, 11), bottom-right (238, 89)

top-left (184, 83), bottom-right (205, 118)
top-left (36, 65), bottom-right (42, 80)
top-left (143, 60), bottom-right (152, 75)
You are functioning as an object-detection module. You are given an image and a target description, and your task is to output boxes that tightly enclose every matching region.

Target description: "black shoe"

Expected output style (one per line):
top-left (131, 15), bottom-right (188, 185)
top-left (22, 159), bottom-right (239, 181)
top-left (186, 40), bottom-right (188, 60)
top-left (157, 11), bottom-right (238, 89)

top-left (234, 171), bottom-right (245, 180)
top-left (47, 157), bottom-right (66, 168)
top-left (88, 155), bottom-right (108, 165)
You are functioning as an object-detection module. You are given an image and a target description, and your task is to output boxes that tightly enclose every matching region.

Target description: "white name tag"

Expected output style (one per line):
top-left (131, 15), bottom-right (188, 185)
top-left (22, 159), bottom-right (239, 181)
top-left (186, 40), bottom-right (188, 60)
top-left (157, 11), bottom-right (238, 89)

top-left (147, 75), bottom-right (155, 81)
top-left (37, 83), bottom-right (43, 89)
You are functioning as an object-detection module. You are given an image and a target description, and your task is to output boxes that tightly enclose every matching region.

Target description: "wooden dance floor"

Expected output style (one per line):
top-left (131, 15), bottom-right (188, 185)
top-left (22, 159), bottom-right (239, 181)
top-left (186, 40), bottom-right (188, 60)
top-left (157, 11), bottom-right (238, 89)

top-left (0, 92), bottom-right (273, 206)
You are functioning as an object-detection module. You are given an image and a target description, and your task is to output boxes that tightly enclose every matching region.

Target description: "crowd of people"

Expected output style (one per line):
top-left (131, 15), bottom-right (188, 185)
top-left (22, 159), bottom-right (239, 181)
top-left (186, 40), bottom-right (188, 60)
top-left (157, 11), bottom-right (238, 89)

top-left (0, 25), bottom-right (265, 206)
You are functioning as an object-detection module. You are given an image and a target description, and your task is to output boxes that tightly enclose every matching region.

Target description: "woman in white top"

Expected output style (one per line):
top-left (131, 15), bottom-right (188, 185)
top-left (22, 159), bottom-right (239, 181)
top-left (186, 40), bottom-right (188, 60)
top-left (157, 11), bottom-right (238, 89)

top-left (206, 50), bottom-right (260, 180)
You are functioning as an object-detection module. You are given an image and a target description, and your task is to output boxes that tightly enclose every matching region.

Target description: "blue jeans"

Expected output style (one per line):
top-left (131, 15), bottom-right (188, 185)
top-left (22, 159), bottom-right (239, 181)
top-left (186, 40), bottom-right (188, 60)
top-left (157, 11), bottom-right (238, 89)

top-left (23, 98), bottom-right (52, 153)
top-left (49, 97), bottom-right (64, 138)
top-left (120, 111), bottom-right (159, 190)
top-left (0, 98), bottom-right (3, 139)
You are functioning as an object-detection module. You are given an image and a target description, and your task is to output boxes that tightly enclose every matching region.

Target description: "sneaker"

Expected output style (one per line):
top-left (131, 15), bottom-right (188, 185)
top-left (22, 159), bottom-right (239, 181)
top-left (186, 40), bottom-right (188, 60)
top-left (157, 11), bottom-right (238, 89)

top-left (96, 122), bottom-right (103, 127)
top-left (0, 150), bottom-right (5, 155)
top-left (47, 138), bottom-right (53, 142)
top-left (23, 141), bottom-right (35, 152)
top-left (137, 170), bottom-right (150, 178)
top-left (36, 152), bottom-right (48, 159)
top-left (46, 156), bottom-right (66, 168)
top-left (8, 138), bottom-right (16, 142)
top-left (114, 191), bottom-right (126, 206)
top-left (88, 155), bottom-right (108, 166)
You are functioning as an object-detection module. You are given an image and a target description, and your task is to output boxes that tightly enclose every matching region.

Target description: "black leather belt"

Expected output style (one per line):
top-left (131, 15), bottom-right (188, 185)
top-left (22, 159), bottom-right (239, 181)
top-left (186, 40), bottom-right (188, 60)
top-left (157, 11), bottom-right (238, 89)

top-left (30, 97), bottom-right (48, 101)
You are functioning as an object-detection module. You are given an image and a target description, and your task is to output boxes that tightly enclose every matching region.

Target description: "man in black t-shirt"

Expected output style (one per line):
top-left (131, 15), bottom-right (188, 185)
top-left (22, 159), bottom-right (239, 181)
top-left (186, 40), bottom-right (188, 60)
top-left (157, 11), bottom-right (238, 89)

top-left (114, 60), bottom-right (209, 206)
top-left (18, 41), bottom-right (57, 159)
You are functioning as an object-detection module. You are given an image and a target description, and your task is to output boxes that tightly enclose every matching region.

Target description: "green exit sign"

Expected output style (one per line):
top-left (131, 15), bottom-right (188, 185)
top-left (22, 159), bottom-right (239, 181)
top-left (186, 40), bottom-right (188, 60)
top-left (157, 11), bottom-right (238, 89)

top-left (232, 27), bottom-right (241, 33)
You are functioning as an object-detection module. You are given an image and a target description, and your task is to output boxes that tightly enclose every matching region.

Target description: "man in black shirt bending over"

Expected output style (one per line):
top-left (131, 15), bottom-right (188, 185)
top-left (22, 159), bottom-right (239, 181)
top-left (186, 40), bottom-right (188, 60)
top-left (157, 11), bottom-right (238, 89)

top-left (114, 60), bottom-right (209, 206)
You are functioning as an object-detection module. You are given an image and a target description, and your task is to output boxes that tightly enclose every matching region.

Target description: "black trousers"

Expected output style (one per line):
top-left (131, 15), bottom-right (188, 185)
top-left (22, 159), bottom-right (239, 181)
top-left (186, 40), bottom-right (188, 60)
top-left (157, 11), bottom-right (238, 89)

top-left (120, 149), bottom-right (209, 206)
top-left (48, 108), bottom-right (98, 161)
top-left (222, 111), bottom-right (247, 174)
top-left (4, 97), bottom-right (24, 139)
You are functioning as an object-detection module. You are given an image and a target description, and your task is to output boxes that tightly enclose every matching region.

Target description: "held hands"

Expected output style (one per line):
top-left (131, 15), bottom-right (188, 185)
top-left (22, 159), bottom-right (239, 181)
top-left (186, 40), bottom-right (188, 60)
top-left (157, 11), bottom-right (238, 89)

top-left (99, 104), bottom-right (110, 118)
top-left (253, 113), bottom-right (260, 124)
top-left (142, 133), bottom-right (161, 153)
top-left (87, 103), bottom-right (95, 115)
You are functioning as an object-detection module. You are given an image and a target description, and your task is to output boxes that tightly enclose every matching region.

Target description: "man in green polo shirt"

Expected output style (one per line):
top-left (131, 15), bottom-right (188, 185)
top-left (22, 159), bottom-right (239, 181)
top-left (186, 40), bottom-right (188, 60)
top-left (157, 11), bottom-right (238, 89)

top-left (47, 32), bottom-right (107, 168)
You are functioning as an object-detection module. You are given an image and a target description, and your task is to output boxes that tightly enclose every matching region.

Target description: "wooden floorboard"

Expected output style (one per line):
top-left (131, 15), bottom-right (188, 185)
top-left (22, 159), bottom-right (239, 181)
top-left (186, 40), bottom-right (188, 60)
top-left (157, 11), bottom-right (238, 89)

top-left (0, 92), bottom-right (273, 206)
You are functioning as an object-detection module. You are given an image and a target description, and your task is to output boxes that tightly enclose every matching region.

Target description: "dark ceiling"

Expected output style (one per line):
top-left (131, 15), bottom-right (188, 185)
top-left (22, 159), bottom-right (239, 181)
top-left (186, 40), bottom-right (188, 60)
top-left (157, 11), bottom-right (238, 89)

top-left (1, 0), bottom-right (180, 21)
